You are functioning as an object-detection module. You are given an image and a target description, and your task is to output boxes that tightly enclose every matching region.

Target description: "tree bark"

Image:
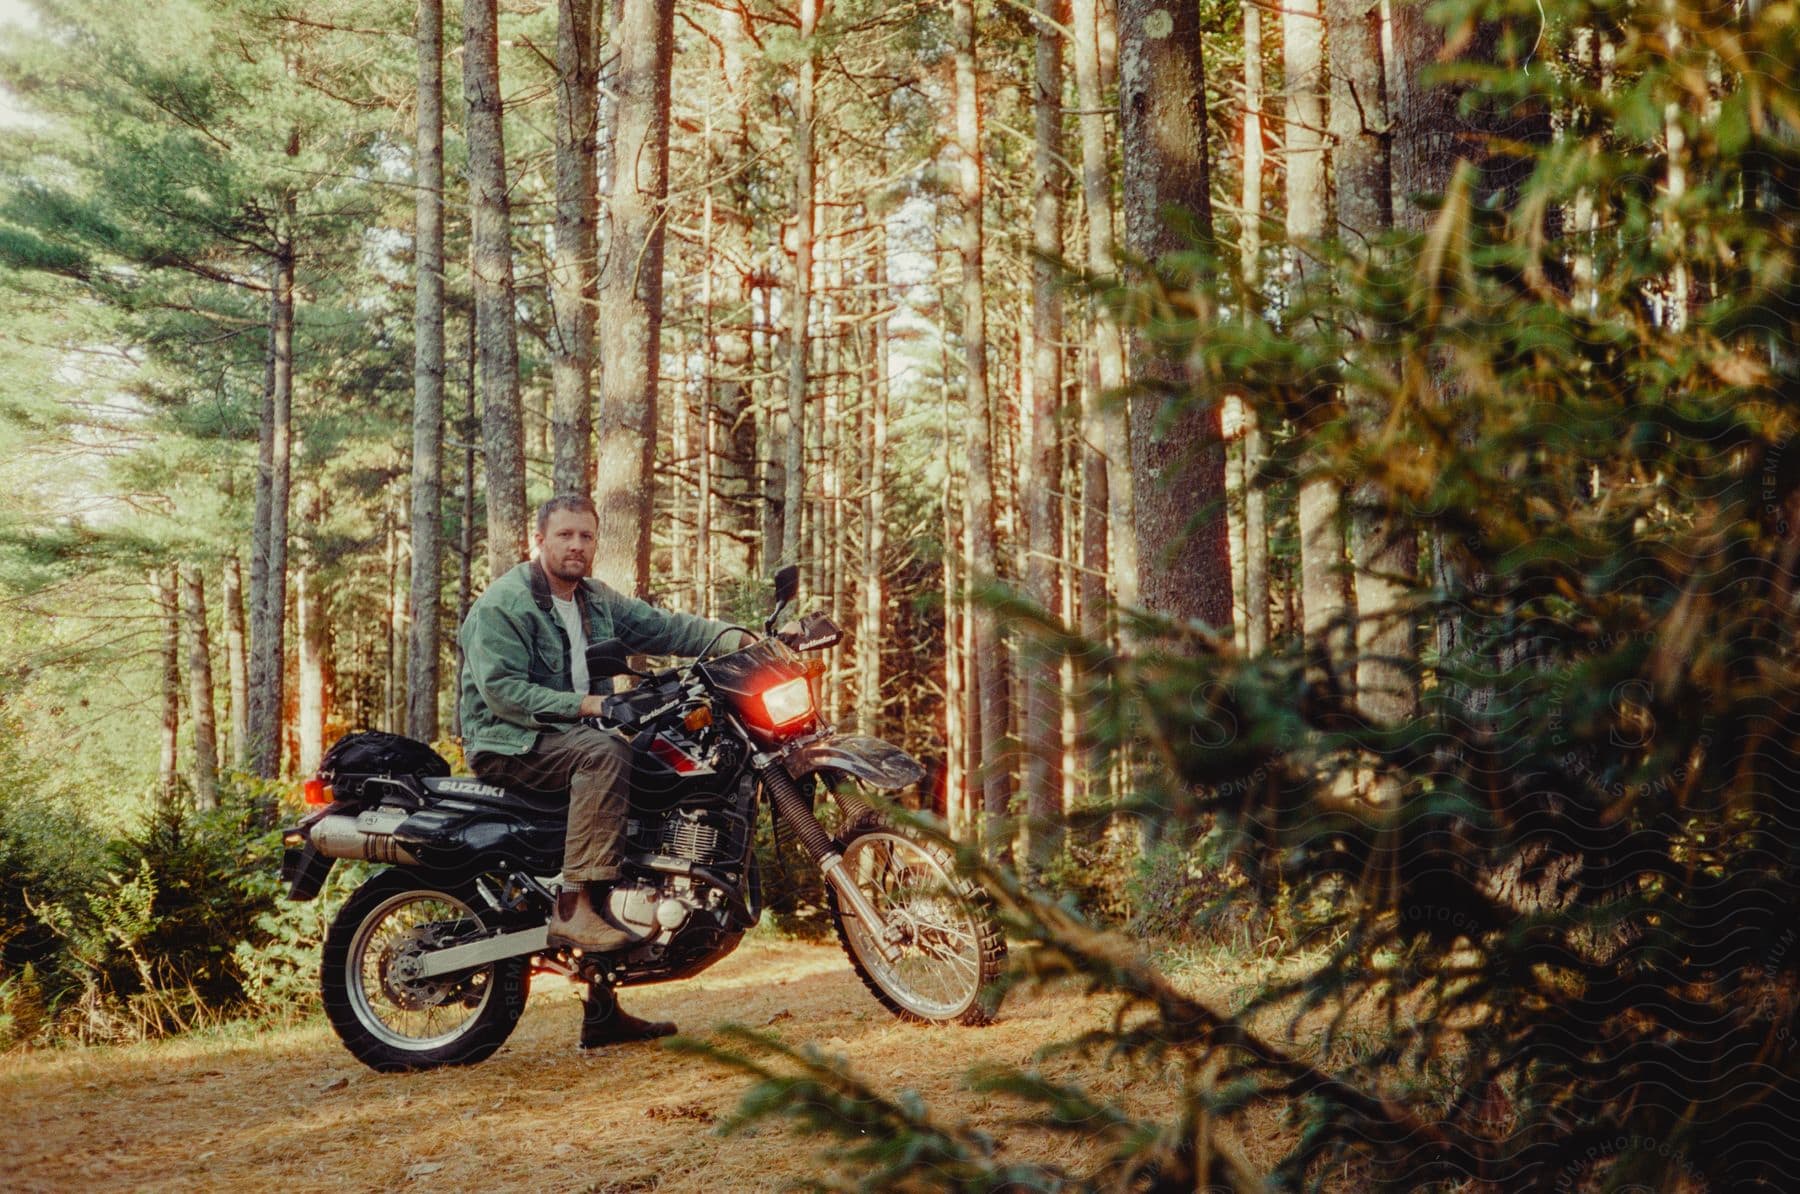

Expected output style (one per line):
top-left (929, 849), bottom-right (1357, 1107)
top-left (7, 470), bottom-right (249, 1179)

top-left (180, 565), bottom-right (219, 811)
top-left (672, 351), bottom-right (693, 608)
top-left (1077, 354), bottom-right (1110, 809)
top-left (940, 322), bottom-right (967, 839)
top-left (408, 0), bottom-right (445, 744)
top-left (758, 276), bottom-right (786, 572)
top-left (386, 506), bottom-right (406, 732)
top-left (248, 221), bottom-right (294, 780)
top-left (593, 0), bottom-right (674, 596)
top-left (1024, 0), bottom-right (1066, 876)
top-left (697, 178), bottom-right (716, 617)
top-left (1072, 0), bottom-right (1136, 613)
top-left (1389, 4), bottom-right (1541, 222)
top-left (154, 568), bottom-right (181, 805)
top-left (1241, 0), bottom-right (1270, 654)
top-left (553, 0), bottom-right (599, 496)
top-left (1117, 0), bottom-right (1231, 627)
top-left (951, 0), bottom-right (1014, 862)
top-left (1286, 0), bottom-right (1348, 660)
top-left (454, 315), bottom-right (477, 739)
top-left (1389, 6), bottom-right (1548, 717)
top-left (297, 562), bottom-right (327, 776)
top-left (222, 552), bottom-right (248, 767)
top-left (780, 0), bottom-right (824, 571)
top-left (1330, 0), bottom-right (1417, 730)
top-left (464, 0), bottom-right (528, 583)
top-left (857, 244), bottom-right (888, 737)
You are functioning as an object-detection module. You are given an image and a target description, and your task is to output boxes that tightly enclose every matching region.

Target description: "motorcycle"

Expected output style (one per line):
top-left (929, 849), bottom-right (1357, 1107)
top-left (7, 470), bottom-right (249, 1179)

top-left (279, 564), bottom-right (1006, 1072)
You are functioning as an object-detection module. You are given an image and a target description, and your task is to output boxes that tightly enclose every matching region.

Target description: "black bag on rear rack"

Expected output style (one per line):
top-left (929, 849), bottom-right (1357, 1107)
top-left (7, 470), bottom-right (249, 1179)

top-left (319, 731), bottom-right (451, 799)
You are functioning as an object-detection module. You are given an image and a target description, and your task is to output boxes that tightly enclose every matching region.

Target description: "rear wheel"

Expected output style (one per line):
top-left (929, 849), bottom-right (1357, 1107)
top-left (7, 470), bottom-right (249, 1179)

top-left (828, 820), bottom-right (1005, 1026)
top-left (321, 869), bottom-right (529, 1072)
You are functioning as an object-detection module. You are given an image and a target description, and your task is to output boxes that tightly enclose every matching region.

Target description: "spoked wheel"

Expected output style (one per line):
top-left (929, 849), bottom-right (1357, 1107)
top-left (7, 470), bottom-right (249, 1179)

top-left (828, 820), bottom-right (1005, 1026)
top-left (321, 869), bottom-right (529, 1072)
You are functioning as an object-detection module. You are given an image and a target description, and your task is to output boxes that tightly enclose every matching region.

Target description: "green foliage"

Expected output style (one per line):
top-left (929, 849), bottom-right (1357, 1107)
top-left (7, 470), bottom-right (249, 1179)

top-left (685, 0), bottom-right (1800, 1188)
top-left (234, 855), bottom-right (363, 1020)
top-left (0, 779), bottom-right (283, 1048)
top-left (1031, 830), bottom-right (1138, 927)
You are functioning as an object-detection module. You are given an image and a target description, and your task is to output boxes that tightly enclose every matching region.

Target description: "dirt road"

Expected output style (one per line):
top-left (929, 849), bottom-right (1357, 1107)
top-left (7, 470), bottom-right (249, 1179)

top-left (0, 936), bottom-right (1249, 1192)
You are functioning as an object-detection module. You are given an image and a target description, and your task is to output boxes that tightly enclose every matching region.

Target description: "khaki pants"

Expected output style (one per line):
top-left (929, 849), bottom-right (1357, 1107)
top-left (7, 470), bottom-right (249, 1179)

top-left (471, 725), bottom-right (634, 883)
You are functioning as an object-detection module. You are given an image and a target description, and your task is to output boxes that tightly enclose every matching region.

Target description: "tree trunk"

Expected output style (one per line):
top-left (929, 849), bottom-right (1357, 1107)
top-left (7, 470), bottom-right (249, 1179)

top-left (1241, 0), bottom-right (1270, 654)
top-left (386, 507), bottom-right (406, 732)
top-left (222, 553), bottom-right (248, 766)
top-left (1330, 0), bottom-right (1417, 732)
top-left (180, 565), bottom-right (219, 811)
top-left (1072, 0), bottom-right (1135, 612)
top-left (671, 355), bottom-right (693, 608)
top-left (758, 277), bottom-right (786, 572)
top-left (1117, 0), bottom-right (1231, 627)
top-left (1389, 3), bottom-right (1528, 714)
top-left (1226, 399), bottom-right (1247, 649)
top-left (454, 315), bottom-right (477, 739)
top-left (1285, 0), bottom-right (1348, 660)
top-left (552, 0), bottom-right (599, 497)
top-left (1077, 353), bottom-right (1110, 808)
top-left (153, 569), bottom-right (181, 804)
top-left (951, 0), bottom-right (1013, 862)
top-left (822, 355), bottom-right (844, 726)
top-left (780, 0), bottom-right (824, 571)
top-left (593, 0), bottom-right (674, 596)
top-left (1023, 0), bottom-right (1066, 876)
top-left (697, 179), bottom-right (716, 617)
top-left (464, 0), bottom-right (528, 583)
top-left (297, 563), bottom-right (327, 776)
top-left (248, 223), bottom-right (294, 780)
top-left (408, 0), bottom-right (445, 744)
top-left (857, 246), bottom-right (889, 736)
top-left (941, 326), bottom-right (966, 839)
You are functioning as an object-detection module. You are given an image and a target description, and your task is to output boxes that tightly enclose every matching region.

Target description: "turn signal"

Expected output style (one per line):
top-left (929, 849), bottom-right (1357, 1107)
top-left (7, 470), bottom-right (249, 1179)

top-left (303, 777), bottom-right (332, 806)
top-left (683, 705), bottom-right (713, 731)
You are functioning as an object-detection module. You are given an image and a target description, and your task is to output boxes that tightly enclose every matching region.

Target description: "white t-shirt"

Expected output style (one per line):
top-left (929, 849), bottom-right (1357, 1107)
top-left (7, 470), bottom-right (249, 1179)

top-left (552, 595), bottom-right (590, 695)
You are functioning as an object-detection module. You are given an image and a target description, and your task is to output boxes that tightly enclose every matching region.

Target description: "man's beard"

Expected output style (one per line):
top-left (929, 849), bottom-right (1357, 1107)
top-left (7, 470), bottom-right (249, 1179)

top-left (548, 555), bottom-right (590, 581)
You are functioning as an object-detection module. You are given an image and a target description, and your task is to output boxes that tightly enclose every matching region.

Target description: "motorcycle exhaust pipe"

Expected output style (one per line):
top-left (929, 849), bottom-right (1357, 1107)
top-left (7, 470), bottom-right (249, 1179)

top-left (308, 811), bottom-right (420, 866)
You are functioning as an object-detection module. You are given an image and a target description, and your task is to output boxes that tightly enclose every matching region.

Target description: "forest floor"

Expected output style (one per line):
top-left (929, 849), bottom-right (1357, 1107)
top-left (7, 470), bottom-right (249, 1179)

top-left (0, 934), bottom-right (1306, 1192)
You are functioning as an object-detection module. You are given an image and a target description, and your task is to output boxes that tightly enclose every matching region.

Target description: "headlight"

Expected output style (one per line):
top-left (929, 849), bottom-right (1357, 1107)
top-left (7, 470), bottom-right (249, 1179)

top-left (760, 677), bottom-right (814, 728)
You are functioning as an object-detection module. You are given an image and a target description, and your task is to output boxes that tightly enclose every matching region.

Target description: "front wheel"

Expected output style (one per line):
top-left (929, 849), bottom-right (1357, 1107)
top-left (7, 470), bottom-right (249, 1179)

top-left (321, 869), bottom-right (529, 1072)
top-left (828, 820), bottom-right (1006, 1026)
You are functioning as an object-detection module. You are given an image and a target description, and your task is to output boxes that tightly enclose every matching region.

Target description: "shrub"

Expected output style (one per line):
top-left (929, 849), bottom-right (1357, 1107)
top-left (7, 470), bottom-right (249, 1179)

top-left (1, 781), bottom-right (282, 1046)
top-left (234, 852), bottom-right (364, 1021)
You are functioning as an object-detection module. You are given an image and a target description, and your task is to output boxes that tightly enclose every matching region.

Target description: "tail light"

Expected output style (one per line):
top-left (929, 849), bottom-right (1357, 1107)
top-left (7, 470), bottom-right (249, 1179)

top-left (303, 777), bottom-right (333, 806)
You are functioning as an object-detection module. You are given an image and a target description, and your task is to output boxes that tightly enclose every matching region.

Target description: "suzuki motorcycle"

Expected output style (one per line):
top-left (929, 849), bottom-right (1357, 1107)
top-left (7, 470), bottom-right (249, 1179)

top-left (280, 565), bottom-right (1006, 1072)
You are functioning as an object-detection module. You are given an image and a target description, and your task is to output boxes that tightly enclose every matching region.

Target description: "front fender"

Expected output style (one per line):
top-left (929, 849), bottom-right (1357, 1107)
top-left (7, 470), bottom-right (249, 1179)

top-left (784, 734), bottom-right (925, 790)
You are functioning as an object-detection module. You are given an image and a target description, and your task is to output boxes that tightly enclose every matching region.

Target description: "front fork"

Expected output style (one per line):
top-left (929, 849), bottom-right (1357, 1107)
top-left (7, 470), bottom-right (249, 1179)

top-left (759, 762), bottom-right (904, 964)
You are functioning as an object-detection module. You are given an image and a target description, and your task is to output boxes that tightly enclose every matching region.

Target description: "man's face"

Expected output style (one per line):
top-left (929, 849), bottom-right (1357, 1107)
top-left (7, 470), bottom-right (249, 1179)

top-left (535, 509), bottom-right (598, 582)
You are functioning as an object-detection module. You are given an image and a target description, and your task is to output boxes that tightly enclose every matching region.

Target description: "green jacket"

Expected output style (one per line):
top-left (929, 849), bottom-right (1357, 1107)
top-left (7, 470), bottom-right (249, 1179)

top-left (457, 560), bottom-right (738, 758)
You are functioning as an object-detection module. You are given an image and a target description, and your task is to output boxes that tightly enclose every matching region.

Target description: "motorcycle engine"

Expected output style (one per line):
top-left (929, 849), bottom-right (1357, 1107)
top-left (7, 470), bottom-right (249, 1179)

top-left (630, 806), bottom-right (744, 871)
top-left (609, 806), bottom-right (748, 939)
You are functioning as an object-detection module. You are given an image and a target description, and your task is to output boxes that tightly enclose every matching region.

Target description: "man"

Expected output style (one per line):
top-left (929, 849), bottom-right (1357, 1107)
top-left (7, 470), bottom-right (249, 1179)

top-left (458, 494), bottom-right (745, 1043)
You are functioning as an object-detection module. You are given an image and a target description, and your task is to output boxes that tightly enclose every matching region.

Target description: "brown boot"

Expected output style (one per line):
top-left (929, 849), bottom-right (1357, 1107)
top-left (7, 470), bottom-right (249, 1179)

top-left (580, 983), bottom-right (676, 1048)
top-left (546, 884), bottom-right (634, 953)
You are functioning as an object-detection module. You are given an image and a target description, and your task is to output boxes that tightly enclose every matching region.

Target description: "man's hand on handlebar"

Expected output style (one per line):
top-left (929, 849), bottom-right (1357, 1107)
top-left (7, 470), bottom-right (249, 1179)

top-left (578, 694), bottom-right (608, 718)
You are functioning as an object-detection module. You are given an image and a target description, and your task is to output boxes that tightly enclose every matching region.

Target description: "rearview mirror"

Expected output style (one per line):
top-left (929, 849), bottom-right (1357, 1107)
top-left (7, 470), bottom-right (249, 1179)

top-left (772, 564), bottom-right (800, 607)
top-left (585, 638), bottom-right (632, 679)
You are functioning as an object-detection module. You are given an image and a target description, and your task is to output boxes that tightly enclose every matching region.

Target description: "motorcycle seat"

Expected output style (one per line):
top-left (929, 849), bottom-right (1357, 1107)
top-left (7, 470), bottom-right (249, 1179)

top-left (421, 775), bottom-right (569, 814)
